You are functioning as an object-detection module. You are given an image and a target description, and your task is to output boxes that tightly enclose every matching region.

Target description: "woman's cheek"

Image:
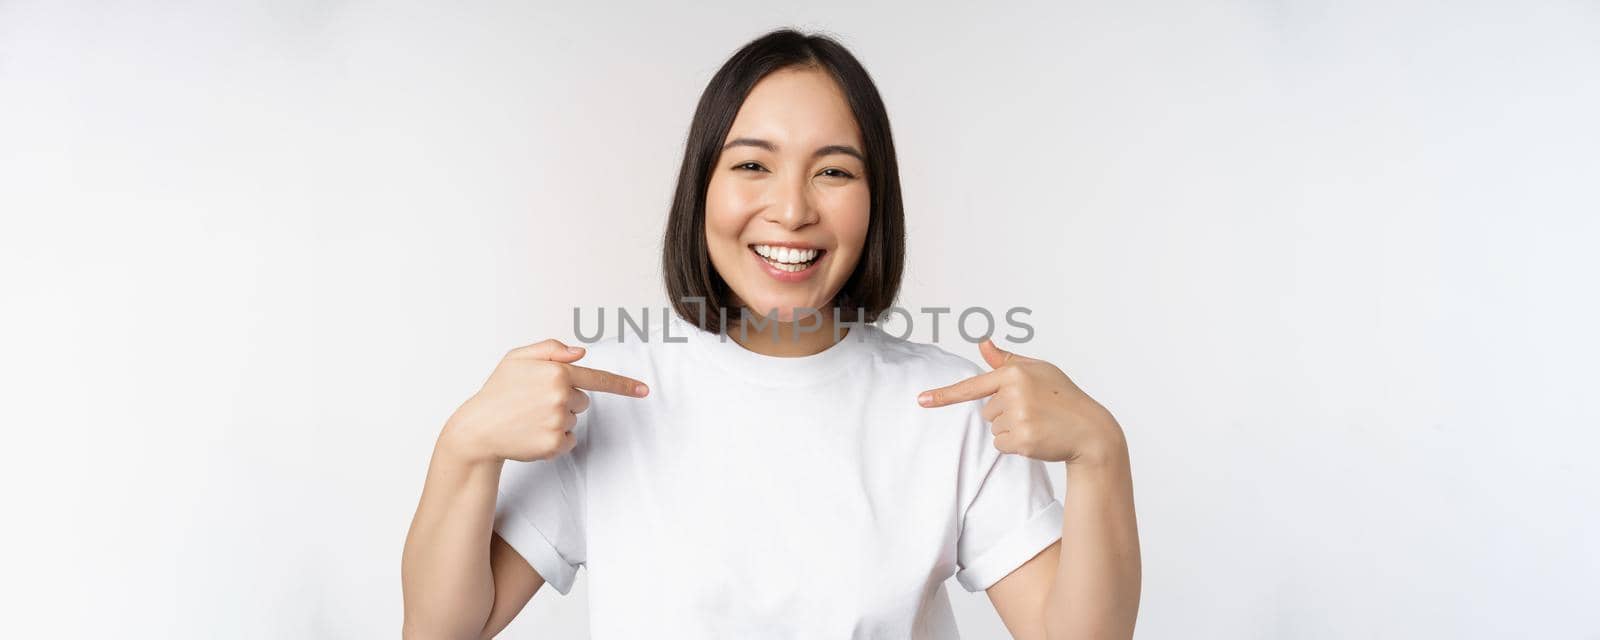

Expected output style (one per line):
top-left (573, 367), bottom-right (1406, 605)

top-left (713, 181), bottom-right (764, 221)
top-left (704, 179), bottom-right (752, 238)
top-left (831, 187), bottom-right (870, 251)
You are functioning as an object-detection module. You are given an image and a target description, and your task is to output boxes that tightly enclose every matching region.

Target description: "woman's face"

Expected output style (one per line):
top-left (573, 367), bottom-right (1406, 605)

top-left (704, 66), bottom-right (871, 323)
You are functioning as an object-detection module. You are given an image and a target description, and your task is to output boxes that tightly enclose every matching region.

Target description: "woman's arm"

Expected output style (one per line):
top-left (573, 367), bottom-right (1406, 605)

top-left (920, 339), bottom-right (1142, 638)
top-left (1047, 446), bottom-right (1141, 638)
top-left (991, 444), bottom-right (1141, 640)
top-left (401, 433), bottom-right (545, 639)
top-left (401, 339), bottom-right (649, 638)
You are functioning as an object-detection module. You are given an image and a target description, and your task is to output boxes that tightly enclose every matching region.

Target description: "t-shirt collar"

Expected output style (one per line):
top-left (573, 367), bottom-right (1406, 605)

top-left (675, 313), bottom-right (875, 387)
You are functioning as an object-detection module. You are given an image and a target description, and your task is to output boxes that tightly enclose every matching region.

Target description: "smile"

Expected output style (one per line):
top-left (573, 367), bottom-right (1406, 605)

top-left (750, 243), bottom-right (825, 273)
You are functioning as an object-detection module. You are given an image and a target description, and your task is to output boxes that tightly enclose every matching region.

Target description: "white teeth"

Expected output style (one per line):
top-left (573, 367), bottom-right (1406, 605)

top-left (752, 244), bottom-right (822, 265)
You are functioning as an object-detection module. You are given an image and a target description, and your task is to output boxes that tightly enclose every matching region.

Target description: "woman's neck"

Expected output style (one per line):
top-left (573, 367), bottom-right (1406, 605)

top-left (727, 309), bottom-right (848, 357)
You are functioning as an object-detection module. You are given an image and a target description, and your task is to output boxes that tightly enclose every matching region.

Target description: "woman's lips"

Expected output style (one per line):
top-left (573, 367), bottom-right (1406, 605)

top-left (749, 244), bottom-right (825, 283)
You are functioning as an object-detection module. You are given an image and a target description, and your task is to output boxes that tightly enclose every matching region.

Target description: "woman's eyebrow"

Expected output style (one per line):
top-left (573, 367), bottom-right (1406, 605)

top-left (723, 137), bottom-right (865, 162)
top-left (813, 144), bottom-right (865, 162)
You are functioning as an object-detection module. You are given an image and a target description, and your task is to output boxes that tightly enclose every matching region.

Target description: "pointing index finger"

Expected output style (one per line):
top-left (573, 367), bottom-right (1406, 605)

top-left (566, 364), bottom-right (649, 398)
top-left (918, 369), bottom-right (1002, 408)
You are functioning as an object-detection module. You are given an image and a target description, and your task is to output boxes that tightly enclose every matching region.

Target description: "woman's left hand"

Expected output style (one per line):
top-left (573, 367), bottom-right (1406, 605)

top-left (918, 339), bottom-right (1127, 466)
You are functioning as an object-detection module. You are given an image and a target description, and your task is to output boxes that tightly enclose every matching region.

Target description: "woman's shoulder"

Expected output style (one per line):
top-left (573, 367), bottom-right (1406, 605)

top-left (568, 317), bottom-right (699, 381)
top-left (569, 331), bottom-right (659, 372)
top-left (857, 325), bottom-right (987, 381)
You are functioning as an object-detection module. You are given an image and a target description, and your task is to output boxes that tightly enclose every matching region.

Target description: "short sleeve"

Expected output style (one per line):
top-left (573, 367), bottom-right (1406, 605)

top-left (492, 415), bottom-right (589, 595)
top-left (953, 400), bottom-right (1064, 592)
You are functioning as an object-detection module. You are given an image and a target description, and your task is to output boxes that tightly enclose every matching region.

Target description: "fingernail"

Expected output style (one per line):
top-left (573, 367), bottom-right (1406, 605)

top-left (634, 384), bottom-right (648, 396)
top-left (917, 392), bottom-right (932, 407)
top-left (567, 346), bottom-right (583, 354)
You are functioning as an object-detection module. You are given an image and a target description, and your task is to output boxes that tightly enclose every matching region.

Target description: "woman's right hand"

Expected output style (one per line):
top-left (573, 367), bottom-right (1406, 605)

top-left (441, 339), bottom-right (649, 463)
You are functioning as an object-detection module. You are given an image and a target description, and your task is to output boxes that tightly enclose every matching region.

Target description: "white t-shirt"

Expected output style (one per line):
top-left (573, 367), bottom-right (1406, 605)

top-left (493, 315), bottom-right (1064, 638)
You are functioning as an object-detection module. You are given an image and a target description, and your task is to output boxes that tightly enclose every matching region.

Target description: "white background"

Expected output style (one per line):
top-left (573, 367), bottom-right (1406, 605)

top-left (3, 1), bottom-right (1597, 638)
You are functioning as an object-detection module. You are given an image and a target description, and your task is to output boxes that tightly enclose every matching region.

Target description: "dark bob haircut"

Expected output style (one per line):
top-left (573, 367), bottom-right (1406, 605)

top-left (662, 28), bottom-right (905, 333)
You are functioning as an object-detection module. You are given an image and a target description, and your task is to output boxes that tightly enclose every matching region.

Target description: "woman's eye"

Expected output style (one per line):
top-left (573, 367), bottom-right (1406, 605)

top-left (734, 162), bottom-right (768, 172)
top-left (819, 168), bottom-right (856, 179)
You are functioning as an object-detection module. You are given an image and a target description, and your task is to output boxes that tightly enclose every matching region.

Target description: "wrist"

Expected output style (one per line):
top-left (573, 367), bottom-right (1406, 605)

top-left (1069, 426), bottom-right (1129, 473)
top-left (437, 420), bottom-right (501, 467)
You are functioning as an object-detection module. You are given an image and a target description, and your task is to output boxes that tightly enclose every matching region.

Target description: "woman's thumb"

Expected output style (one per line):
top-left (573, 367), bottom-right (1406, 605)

top-left (509, 338), bottom-right (587, 362)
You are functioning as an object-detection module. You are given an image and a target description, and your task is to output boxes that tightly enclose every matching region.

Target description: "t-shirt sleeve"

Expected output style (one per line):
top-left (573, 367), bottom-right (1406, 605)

top-left (953, 398), bottom-right (1065, 592)
top-left (492, 413), bottom-right (589, 595)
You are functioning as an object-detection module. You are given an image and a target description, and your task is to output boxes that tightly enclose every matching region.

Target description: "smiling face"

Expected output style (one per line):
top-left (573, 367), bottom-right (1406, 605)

top-left (704, 66), bottom-right (871, 323)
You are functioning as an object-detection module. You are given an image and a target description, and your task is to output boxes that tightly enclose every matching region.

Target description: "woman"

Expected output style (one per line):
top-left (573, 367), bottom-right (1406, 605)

top-left (402, 29), bottom-right (1140, 639)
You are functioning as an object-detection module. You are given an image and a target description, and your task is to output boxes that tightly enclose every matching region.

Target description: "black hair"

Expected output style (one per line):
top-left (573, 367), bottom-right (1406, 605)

top-left (662, 28), bottom-right (905, 332)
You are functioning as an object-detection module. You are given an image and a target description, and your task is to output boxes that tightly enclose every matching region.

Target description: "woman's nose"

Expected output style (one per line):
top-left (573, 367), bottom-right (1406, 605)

top-left (763, 177), bottom-right (819, 230)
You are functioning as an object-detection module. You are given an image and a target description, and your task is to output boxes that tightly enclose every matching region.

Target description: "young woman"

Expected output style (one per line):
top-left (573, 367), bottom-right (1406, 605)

top-left (402, 29), bottom-right (1141, 639)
